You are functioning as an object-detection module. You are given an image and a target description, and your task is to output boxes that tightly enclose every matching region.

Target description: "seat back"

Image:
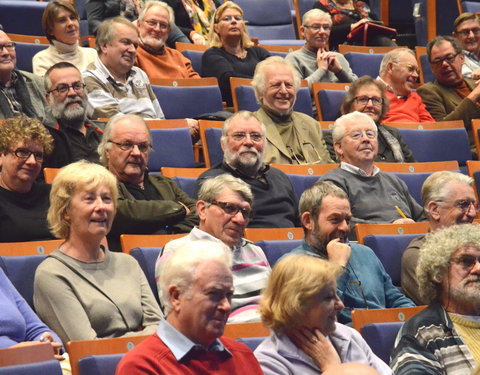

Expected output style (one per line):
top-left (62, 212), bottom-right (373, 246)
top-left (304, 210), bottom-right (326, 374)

top-left (0, 239), bottom-right (62, 256)
top-left (466, 159), bottom-right (480, 201)
top-left (292, 0), bottom-right (318, 37)
top-left (43, 168), bottom-right (61, 184)
top-left (376, 160), bottom-right (460, 173)
top-left (0, 255), bottom-right (47, 309)
top-left (0, 342), bottom-right (55, 367)
top-left (338, 45), bottom-right (405, 54)
top-left (15, 42), bottom-right (49, 72)
top-left (286, 173), bottom-right (320, 199)
top-left (355, 222), bottom-right (430, 244)
top-left (78, 354), bottom-right (124, 375)
top-left (363, 233), bottom-right (422, 286)
top-left (236, 337), bottom-right (266, 351)
top-left (223, 322), bottom-right (270, 338)
top-left (415, 46), bottom-right (434, 83)
top-left (74, 0), bottom-right (90, 37)
top-left (312, 82), bottom-right (351, 121)
top-left (120, 234), bottom-right (183, 253)
top-left (170, 176), bottom-right (198, 199)
top-left (129, 247), bottom-right (162, 304)
top-left (180, 49), bottom-right (204, 75)
top-left (255, 240), bottom-right (302, 266)
top-left (243, 227), bottom-right (304, 242)
top-left (270, 163), bottom-right (339, 175)
top-left (391, 171), bottom-right (432, 205)
top-left (472, 119), bottom-right (480, 162)
top-left (351, 305), bottom-right (427, 332)
top-left (199, 120), bottom-right (224, 168)
top-left (343, 52), bottom-right (385, 78)
top-left (0, 360), bottom-right (62, 375)
top-left (148, 128), bottom-right (196, 170)
top-left (462, 1), bottom-right (480, 12)
top-left (361, 322), bottom-right (403, 364)
top-left (0, 1), bottom-right (48, 35)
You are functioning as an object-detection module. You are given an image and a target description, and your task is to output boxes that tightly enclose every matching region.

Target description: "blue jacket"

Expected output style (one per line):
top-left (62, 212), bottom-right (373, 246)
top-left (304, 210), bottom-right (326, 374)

top-left (290, 240), bottom-right (415, 324)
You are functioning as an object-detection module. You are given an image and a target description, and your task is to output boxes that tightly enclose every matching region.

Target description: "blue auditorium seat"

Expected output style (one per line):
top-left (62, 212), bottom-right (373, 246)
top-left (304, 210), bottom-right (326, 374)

top-left (344, 52), bottom-right (385, 78)
top-left (130, 247), bottom-right (161, 305)
top-left (0, 1), bottom-right (48, 35)
top-left (204, 127), bottom-right (223, 167)
top-left (78, 353), bottom-right (124, 375)
top-left (0, 360), bottom-right (63, 375)
top-left (180, 49), bottom-right (203, 76)
top-left (148, 128), bottom-right (196, 170)
top-left (316, 89), bottom-right (347, 121)
top-left (171, 176), bottom-right (197, 199)
top-left (15, 42), bottom-right (48, 73)
top-left (236, 337), bottom-right (267, 351)
top-left (361, 322), bottom-right (403, 364)
top-left (286, 174), bottom-right (319, 199)
top-left (255, 240), bottom-right (302, 266)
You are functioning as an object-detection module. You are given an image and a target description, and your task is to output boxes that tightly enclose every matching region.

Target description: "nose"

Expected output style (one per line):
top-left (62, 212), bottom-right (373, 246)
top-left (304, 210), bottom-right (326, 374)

top-left (466, 202), bottom-right (477, 218)
top-left (338, 219), bottom-right (349, 233)
top-left (130, 144), bottom-right (142, 155)
top-left (243, 134), bottom-right (254, 146)
top-left (278, 82), bottom-right (288, 93)
top-left (67, 85), bottom-right (77, 96)
top-left (25, 153), bottom-right (37, 164)
top-left (470, 259), bottom-right (480, 274)
top-left (218, 296), bottom-right (232, 313)
top-left (231, 209), bottom-right (248, 225)
top-left (335, 295), bottom-right (344, 311)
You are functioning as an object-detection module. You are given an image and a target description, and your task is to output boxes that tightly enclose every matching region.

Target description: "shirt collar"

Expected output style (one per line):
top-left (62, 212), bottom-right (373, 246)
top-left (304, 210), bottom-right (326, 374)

top-left (94, 57), bottom-right (135, 85)
top-left (464, 49), bottom-right (480, 61)
top-left (157, 320), bottom-right (231, 361)
top-left (340, 161), bottom-right (380, 176)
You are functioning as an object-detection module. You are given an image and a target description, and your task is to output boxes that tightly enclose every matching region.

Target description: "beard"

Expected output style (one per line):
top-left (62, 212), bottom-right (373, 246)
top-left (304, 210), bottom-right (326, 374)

top-left (309, 221), bottom-right (348, 255)
top-left (49, 94), bottom-right (87, 129)
top-left (141, 35), bottom-right (166, 51)
top-left (224, 146), bottom-right (264, 176)
top-left (449, 275), bottom-right (480, 313)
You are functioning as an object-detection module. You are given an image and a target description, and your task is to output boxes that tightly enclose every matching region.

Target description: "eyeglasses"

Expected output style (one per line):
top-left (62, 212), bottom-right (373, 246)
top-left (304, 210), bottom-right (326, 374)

top-left (456, 28), bottom-right (480, 37)
top-left (208, 200), bottom-right (253, 220)
top-left (354, 96), bottom-right (383, 106)
top-left (437, 199), bottom-right (478, 212)
top-left (347, 130), bottom-right (377, 140)
top-left (393, 62), bottom-right (420, 75)
top-left (11, 148), bottom-right (44, 162)
top-left (108, 140), bottom-right (151, 153)
top-left (48, 82), bottom-right (86, 95)
top-left (144, 19), bottom-right (169, 30)
top-left (219, 15), bottom-right (244, 22)
top-left (304, 24), bottom-right (331, 32)
top-left (450, 254), bottom-right (480, 272)
top-left (0, 42), bottom-right (16, 52)
top-left (230, 132), bottom-right (263, 142)
top-left (431, 53), bottom-right (459, 67)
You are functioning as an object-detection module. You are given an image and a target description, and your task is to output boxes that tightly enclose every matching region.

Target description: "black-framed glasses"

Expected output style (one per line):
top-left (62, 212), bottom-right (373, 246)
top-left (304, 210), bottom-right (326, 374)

top-left (108, 140), bottom-right (151, 153)
top-left (354, 96), bottom-right (383, 106)
top-left (0, 42), bottom-right (16, 52)
top-left (144, 19), bottom-right (169, 30)
top-left (304, 24), bottom-right (331, 32)
top-left (450, 254), bottom-right (480, 272)
top-left (11, 148), bottom-right (44, 162)
top-left (48, 82), bottom-right (86, 95)
top-left (431, 53), bottom-right (459, 67)
top-left (456, 28), bottom-right (480, 37)
top-left (230, 132), bottom-right (263, 142)
top-left (208, 200), bottom-right (253, 220)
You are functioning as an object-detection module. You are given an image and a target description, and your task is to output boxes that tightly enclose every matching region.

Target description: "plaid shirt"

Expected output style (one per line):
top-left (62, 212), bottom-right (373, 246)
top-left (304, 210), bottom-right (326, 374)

top-left (0, 71), bottom-right (22, 115)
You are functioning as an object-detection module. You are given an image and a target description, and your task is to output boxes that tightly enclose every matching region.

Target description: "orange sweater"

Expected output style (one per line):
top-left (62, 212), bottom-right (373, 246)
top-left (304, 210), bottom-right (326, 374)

top-left (135, 44), bottom-right (200, 80)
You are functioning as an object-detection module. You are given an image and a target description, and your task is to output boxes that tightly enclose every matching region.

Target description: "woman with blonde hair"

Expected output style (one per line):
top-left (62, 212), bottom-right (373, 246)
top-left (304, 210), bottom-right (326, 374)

top-left (202, 1), bottom-right (270, 106)
top-left (255, 254), bottom-right (391, 375)
top-left (34, 161), bottom-right (161, 345)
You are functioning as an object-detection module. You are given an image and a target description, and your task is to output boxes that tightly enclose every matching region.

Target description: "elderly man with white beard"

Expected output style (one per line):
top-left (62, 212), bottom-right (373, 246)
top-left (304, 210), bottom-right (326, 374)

top-left (195, 111), bottom-right (299, 228)
top-left (44, 62), bottom-right (103, 167)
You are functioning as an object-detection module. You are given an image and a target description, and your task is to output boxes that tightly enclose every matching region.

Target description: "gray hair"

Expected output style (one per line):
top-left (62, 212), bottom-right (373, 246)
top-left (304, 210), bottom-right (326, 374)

top-left (159, 240), bottom-right (232, 314)
top-left (417, 224), bottom-right (480, 304)
top-left (331, 111), bottom-right (377, 143)
top-left (44, 61), bottom-right (81, 91)
top-left (426, 35), bottom-right (463, 62)
top-left (302, 8), bottom-right (331, 26)
top-left (96, 17), bottom-right (139, 54)
top-left (251, 56), bottom-right (301, 104)
top-left (97, 114), bottom-right (152, 166)
top-left (379, 48), bottom-right (415, 74)
top-left (220, 111), bottom-right (266, 146)
top-left (138, 1), bottom-right (175, 26)
top-left (198, 174), bottom-right (253, 205)
top-left (421, 171), bottom-right (473, 217)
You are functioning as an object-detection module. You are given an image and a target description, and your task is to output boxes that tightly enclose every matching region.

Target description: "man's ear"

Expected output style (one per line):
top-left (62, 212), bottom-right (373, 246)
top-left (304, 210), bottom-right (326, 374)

top-left (301, 211), bottom-right (315, 232)
top-left (427, 200), bottom-right (441, 222)
top-left (169, 285), bottom-right (182, 312)
top-left (197, 200), bottom-right (207, 220)
top-left (333, 141), bottom-right (343, 160)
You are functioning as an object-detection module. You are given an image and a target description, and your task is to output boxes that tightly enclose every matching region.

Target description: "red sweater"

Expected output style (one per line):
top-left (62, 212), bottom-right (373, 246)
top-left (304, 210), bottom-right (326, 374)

top-left (135, 45), bottom-right (200, 80)
top-left (115, 333), bottom-right (264, 375)
top-left (383, 90), bottom-right (435, 123)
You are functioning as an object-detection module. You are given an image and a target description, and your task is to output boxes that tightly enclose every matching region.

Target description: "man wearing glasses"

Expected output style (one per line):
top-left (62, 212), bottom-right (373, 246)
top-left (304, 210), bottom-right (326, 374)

top-left (42, 62), bottom-right (104, 167)
top-left (0, 30), bottom-right (54, 124)
top-left (285, 9), bottom-right (357, 87)
top-left (453, 13), bottom-right (480, 80)
top-left (196, 111), bottom-right (299, 228)
top-left (377, 48), bottom-right (434, 123)
top-left (156, 174), bottom-right (271, 323)
top-left (391, 224), bottom-right (480, 375)
top-left (401, 171), bottom-right (476, 305)
top-left (98, 114), bottom-right (198, 251)
top-left (417, 35), bottom-right (480, 140)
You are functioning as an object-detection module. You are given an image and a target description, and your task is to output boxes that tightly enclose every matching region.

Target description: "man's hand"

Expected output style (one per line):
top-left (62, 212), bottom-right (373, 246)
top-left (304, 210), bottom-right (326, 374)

top-left (392, 218), bottom-right (415, 224)
top-left (317, 49), bottom-right (342, 74)
top-left (326, 238), bottom-right (350, 267)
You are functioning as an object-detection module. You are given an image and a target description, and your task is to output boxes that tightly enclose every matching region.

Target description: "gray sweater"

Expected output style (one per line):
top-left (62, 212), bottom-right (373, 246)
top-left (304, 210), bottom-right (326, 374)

top-left (285, 47), bottom-right (358, 87)
top-left (34, 248), bottom-right (162, 345)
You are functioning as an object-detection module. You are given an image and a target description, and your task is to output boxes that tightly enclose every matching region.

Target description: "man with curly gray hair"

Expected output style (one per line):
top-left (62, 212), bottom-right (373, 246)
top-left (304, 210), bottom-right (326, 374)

top-left (391, 224), bottom-right (480, 375)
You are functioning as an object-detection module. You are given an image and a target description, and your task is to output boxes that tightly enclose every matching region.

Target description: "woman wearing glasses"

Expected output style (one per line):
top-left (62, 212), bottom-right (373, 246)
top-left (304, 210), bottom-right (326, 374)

top-left (202, 1), bottom-right (270, 106)
top-left (255, 254), bottom-right (392, 375)
top-left (0, 117), bottom-right (55, 242)
top-left (324, 76), bottom-right (415, 163)
top-left (32, 0), bottom-right (97, 77)
top-left (34, 161), bottom-right (162, 345)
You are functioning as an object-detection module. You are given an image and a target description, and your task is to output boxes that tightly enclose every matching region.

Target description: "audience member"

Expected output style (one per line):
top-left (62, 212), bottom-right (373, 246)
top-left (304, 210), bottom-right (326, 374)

top-left (156, 174), bottom-right (270, 323)
top-left (0, 117), bottom-right (55, 242)
top-left (196, 111), bottom-right (299, 228)
top-left (34, 161), bottom-right (162, 345)
top-left (83, 17), bottom-right (164, 120)
top-left (286, 9), bottom-right (357, 87)
top-left (319, 112), bottom-right (425, 233)
top-left (417, 35), bottom-right (480, 142)
top-left (44, 62), bottom-right (103, 166)
top-left (0, 31), bottom-right (54, 124)
top-left (32, 0), bottom-right (97, 77)
top-left (313, 0), bottom-right (396, 50)
top-left (202, 1), bottom-right (270, 106)
top-left (255, 254), bottom-right (392, 374)
top-left (453, 13), bottom-right (480, 80)
top-left (401, 171), bottom-right (476, 305)
top-left (116, 241), bottom-right (264, 375)
top-left (97, 114), bottom-right (197, 251)
top-left (252, 56), bottom-right (332, 164)
top-left (289, 182), bottom-right (414, 324)
top-left (135, 1), bottom-right (200, 80)
top-left (377, 48), bottom-right (434, 123)
top-left (391, 224), bottom-right (480, 374)
top-left (324, 76), bottom-right (416, 162)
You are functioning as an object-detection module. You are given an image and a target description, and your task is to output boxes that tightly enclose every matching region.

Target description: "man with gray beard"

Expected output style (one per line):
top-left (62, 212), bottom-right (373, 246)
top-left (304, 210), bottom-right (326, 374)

top-left (44, 62), bottom-right (103, 166)
top-left (195, 111), bottom-right (299, 227)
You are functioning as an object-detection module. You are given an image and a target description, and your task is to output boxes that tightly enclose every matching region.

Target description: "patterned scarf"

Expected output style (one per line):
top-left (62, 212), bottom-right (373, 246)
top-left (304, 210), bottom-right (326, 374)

top-left (318, 0), bottom-right (369, 25)
top-left (181, 0), bottom-right (216, 37)
top-left (378, 124), bottom-right (404, 162)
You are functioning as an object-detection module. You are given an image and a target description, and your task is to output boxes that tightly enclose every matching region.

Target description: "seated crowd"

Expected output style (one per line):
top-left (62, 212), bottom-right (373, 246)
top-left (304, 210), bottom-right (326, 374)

top-left (2, 1), bottom-right (480, 375)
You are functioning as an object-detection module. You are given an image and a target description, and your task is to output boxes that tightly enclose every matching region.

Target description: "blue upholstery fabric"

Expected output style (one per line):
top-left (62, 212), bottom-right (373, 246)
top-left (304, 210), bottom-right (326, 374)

top-left (236, 337), bottom-right (267, 351)
top-left (0, 1), bottom-right (48, 35)
top-left (204, 127), bottom-right (223, 167)
top-left (180, 50), bottom-right (203, 76)
top-left (255, 240), bottom-right (302, 266)
top-left (148, 128), bottom-right (196, 170)
top-left (15, 42), bottom-right (48, 73)
top-left (419, 53), bottom-right (434, 83)
top-left (0, 360), bottom-right (62, 375)
top-left (361, 322), bottom-right (403, 364)
top-left (286, 174), bottom-right (319, 200)
top-left (171, 176), bottom-right (197, 199)
top-left (344, 52), bottom-right (385, 78)
top-left (78, 354), bottom-right (124, 375)
top-left (317, 89), bottom-right (346, 121)
top-left (130, 247), bottom-right (161, 306)
top-left (391, 172), bottom-right (432, 205)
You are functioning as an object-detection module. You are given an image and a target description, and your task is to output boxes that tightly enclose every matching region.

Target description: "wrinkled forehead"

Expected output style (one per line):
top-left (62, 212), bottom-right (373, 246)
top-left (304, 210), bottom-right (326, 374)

top-left (452, 244), bottom-right (480, 257)
top-left (397, 51), bottom-right (418, 66)
top-left (344, 118), bottom-right (376, 133)
top-left (305, 14), bottom-right (332, 25)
